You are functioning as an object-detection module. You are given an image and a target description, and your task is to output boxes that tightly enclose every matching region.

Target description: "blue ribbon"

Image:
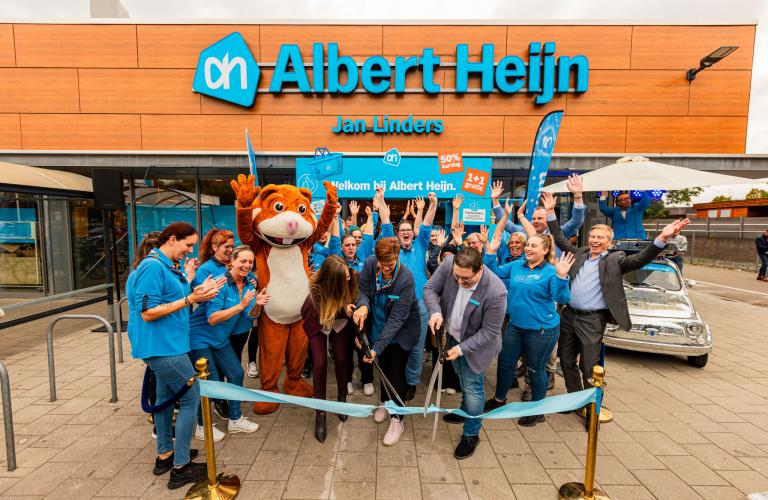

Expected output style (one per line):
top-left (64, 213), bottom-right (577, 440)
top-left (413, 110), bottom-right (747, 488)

top-left (199, 380), bottom-right (597, 419)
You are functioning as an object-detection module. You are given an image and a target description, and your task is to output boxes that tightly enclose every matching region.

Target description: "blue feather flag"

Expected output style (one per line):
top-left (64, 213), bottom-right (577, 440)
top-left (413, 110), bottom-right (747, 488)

top-left (245, 128), bottom-right (258, 186)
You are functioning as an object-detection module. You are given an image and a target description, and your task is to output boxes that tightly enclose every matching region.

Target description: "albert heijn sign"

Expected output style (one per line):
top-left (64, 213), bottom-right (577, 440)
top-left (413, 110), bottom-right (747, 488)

top-left (192, 32), bottom-right (589, 107)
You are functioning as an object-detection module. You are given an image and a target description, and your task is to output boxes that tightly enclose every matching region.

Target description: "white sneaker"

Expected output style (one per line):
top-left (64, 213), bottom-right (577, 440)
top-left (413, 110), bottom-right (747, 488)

top-left (363, 383), bottom-right (374, 396)
top-left (228, 416), bottom-right (260, 434)
top-left (347, 382), bottom-right (355, 395)
top-left (382, 417), bottom-right (404, 446)
top-left (195, 424), bottom-right (225, 442)
top-left (445, 388), bottom-right (456, 395)
top-left (247, 362), bottom-right (259, 378)
top-left (373, 406), bottom-right (388, 423)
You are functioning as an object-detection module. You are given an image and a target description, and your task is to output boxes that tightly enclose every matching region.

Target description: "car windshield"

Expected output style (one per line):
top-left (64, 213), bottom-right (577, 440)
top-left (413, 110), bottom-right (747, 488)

top-left (623, 261), bottom-right (682, 292)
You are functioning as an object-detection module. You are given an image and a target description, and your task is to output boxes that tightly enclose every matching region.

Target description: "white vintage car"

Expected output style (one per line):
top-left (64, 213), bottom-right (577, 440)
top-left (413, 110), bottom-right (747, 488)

top-left (603, 255), bottom-right (713, 368)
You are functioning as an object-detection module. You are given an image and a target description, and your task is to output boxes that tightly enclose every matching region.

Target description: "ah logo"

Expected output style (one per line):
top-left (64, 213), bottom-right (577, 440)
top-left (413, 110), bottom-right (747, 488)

top-left (193, 32), bottom-right (259, 107)
top-left (297, 173), bottom-right (319, 194)
top-left (469, 201), bottom-right (480, 211)
top-left (383, 148), bottom-right (401, 167)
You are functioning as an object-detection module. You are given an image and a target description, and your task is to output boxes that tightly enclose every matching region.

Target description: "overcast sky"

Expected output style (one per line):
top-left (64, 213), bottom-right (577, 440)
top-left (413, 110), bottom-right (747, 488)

top-left (1, 0), bottom-right (767, 154)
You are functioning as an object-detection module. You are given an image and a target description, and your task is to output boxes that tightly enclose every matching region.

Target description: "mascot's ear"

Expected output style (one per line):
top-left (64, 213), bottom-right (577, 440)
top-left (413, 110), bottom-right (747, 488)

top-left (259, 185), bottom-right (279, 204)
top-left (298, 187), bottom-right (313, 203)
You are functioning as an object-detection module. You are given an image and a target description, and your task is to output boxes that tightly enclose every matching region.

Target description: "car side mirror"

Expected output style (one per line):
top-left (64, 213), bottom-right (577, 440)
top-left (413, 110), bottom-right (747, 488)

top-left (684, 279), bottom-right (696, 287)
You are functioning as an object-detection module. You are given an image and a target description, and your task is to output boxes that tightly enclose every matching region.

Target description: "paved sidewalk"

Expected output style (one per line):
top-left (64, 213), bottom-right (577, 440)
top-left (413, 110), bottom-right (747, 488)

top-left (0, 282), bottom-right (767, 499)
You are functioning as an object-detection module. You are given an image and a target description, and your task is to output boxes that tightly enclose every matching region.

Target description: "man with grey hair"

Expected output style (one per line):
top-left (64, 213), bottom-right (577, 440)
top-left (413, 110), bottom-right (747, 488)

top-left (545, 191), bottom-right (689, 429)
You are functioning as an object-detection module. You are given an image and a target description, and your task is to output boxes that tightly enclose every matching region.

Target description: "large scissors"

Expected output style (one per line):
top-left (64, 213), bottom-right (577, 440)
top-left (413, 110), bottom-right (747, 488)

top-left (423, 323), bottom-right (450, 440)
top-left (355, 325), bottom-right (406, 408)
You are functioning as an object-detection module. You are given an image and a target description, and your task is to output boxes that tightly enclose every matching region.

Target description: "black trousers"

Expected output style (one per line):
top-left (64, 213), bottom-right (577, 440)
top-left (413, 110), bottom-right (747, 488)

top-left (558, 307), bottom-right (606, 393)
top-left (230, 326), bottom-right (259, 365)
top-left (377, 343), bottom-right (409, 419)
top-left (348, 338), bottom-right (374, 385)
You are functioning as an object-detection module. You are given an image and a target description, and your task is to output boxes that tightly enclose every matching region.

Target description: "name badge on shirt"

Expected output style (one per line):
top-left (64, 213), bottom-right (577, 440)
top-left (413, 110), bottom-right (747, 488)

top-left (387, 295), bottom-right (400, 300)
top-left (469, 299), bottom-right (480, 306)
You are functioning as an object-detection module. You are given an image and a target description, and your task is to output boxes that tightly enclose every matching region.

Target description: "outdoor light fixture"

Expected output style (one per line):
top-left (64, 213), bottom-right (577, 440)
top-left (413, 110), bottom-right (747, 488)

top-left (686, 46), bottom-right (739, 81)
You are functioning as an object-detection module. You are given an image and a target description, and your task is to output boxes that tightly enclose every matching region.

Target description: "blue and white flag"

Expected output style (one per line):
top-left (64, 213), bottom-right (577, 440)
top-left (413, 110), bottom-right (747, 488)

top-left (245, 128), bottom-right (258, 186)
top-left (524, 111), bottom-right (563, 219)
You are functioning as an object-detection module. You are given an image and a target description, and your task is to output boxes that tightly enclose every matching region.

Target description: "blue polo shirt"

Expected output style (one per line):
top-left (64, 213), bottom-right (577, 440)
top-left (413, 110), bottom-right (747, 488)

top-left (126, 249), bottom-right (192, 360)
top-left (484, 253), bottom-right (571, 330)
top-left (191, 256), bottom-right (227, 288)
top-left (381, 223), bottom-right (431, 300)
top-left (189, 271), bottom-right (258, 350)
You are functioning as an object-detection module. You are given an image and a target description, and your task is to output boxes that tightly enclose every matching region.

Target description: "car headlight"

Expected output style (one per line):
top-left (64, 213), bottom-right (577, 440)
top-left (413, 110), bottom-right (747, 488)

top-left (686, 323), bottom-right (704, 335)
top-left (686, 323), bottom-right (707, 344)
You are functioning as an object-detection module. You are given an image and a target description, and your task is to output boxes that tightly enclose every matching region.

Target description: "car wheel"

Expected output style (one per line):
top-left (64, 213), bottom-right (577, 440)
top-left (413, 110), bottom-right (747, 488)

top-left (687, 354), bottom-right (708, 368)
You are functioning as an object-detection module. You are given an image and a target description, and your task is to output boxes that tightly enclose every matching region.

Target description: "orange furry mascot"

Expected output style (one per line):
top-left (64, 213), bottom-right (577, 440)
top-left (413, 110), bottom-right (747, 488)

top-left (230, 174), bottom-right (337, 414)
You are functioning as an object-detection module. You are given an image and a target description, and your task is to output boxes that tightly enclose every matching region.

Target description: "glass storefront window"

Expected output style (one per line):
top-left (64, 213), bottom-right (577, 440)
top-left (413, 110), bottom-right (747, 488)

top-left (0, 192), bottom-right (43, 290)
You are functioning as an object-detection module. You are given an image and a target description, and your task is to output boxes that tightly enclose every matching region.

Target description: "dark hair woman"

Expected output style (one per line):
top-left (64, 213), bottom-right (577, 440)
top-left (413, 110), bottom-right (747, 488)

top-left (126, 222), bottom-right (226, 490)
top-left (132, 231), bottom-right (162, 269)
top-left (351, 237), bottom-right (421, 447)
top-left (301, 254), bottom-right (359, 442)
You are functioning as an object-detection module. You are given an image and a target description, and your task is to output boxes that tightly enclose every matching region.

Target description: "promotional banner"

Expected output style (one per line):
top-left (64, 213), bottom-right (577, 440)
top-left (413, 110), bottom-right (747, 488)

top-left (245, 128), bottom-right (259, 185)
top-left (298, 153), bottom-right (489, 192)
top-left (524, 110), bottom-right (564, 220)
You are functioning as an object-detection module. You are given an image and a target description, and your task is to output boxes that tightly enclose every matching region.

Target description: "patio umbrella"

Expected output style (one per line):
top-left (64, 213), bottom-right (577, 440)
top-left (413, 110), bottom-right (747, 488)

top-left (541, 156), bottom-right (757, 193)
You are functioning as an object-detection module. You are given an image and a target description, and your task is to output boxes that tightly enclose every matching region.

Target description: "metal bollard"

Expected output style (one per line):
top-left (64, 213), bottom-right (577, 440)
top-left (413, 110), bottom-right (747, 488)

top-left (185, 358), bottom-right (240, 500)
top-left (115, 296), bottom-right (128, 363)
top-left (559, 366), bottom-right (609, 500)
top-left (0, 361), bottom-right (16, 471)
top-left (47, 315), bottom-right (118, 403)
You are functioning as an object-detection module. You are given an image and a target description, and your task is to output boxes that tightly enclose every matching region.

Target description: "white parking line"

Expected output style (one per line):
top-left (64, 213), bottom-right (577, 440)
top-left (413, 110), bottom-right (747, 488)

top-left (692, 280), bottom-right (768, 297)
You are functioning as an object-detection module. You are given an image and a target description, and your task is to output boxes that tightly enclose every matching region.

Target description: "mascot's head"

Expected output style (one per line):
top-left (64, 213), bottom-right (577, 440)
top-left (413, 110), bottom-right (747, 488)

top-left (253, 184), bottom-right (317, 248)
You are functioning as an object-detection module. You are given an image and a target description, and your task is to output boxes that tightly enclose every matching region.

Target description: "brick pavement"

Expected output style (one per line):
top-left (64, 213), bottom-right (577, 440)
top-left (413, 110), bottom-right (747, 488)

top-left (0, 282), bottom-right (767, 499)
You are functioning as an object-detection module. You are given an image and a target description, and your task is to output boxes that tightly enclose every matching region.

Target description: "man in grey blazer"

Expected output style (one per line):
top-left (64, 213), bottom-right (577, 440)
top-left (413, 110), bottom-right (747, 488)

top-left (423, 247), bottom-right (507, 459)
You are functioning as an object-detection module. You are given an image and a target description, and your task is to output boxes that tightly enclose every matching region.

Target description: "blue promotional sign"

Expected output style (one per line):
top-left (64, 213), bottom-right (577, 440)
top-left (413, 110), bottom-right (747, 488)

top-left (193, 32), bottom-right (260, 107)
top-left (296, 155), bottom-right (492, 223)
top-left (524, 111), bottom-right (564, 220)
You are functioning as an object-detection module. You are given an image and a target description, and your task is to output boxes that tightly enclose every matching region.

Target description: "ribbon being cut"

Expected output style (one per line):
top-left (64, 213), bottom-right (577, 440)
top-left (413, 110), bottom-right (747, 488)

top-left (199, 379), bottom-right (600, 420)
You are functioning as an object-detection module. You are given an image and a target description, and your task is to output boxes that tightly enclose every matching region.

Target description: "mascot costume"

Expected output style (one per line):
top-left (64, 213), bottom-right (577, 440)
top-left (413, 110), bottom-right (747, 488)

top-left (230, 174), bottom-right (338, 414)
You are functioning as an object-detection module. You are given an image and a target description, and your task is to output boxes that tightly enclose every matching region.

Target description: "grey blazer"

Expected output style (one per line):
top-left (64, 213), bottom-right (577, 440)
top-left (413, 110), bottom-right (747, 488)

top-left (423, 255), bottom-right (508, 374)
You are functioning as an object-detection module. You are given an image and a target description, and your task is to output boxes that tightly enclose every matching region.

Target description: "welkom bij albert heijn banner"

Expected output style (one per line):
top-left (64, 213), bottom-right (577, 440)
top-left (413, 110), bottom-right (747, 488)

top-left (295, 151), bottom-right (493, 225)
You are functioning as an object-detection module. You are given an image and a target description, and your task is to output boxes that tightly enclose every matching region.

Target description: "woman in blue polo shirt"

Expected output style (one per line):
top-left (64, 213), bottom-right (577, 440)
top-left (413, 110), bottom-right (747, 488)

top-left (188, 245), bottom-right (268, 441)
top-left (482, 233), bottom-right (575, 427)
top-left (126, 222), bottom-right (225, 490)
top-left (192, 228), bottom-right (234, 287)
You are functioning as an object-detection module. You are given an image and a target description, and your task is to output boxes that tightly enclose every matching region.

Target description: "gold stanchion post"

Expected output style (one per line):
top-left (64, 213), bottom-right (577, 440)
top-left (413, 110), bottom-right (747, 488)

top-left (558, 366), bottom-right (610, 500)
top-left (185, 358), bottom-right (241, 500)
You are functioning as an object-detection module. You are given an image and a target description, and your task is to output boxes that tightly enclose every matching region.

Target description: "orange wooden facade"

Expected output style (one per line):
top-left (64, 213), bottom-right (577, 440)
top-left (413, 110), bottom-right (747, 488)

top-left (694, 199), bottom-right (768, 218)
top-left (0, 23), bottom-right (755, 153)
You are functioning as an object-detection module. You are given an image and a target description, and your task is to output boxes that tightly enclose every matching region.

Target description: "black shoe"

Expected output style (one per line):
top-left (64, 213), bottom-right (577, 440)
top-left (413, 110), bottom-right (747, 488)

top-left (518, 414), bottom-right (545, 427)
top-left (213, 400), bottom-right (229, 420)
top-left (483, 398), bottom-right (506, 412)
top-left (521, 386), bottom-right (532, 402)
top-left (153, 449), bottom-right (199, 476)
top-left (442, 413), bottom-right (465, 424)
top-left (454, 435), bottom-right (480, 460)
top-left (315, 412), bottom-right (327, 443)
top-left (167, 461), bottom-right (207, 490)
top-left (511, 377), bottom-right (520, 389)
top-left (301, 368), bottom-right (312, 379)
top-left (337, 396), bottom-right (348, 422)
top-left (405, 385), bottom-right (416, 402)
top-left (547, 371), bottom-right (555, 390)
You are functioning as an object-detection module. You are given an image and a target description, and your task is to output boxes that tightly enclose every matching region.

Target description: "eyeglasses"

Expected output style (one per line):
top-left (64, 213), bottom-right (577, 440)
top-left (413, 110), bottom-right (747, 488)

top-left (452, 270), bottom-right (478, 284)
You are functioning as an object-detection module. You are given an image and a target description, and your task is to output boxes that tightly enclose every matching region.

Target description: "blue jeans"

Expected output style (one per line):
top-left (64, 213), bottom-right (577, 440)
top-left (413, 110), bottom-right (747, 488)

top-left (406, 299), bottom-right (429, 386)
top-left (450, 340), bottom-right (485, 437)
top-left (144, 354), bottom-right (199, 467)
top-left (189, 344), bottom-right (245, 423)
top-left (495, 324), bottom-right (560, 404)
